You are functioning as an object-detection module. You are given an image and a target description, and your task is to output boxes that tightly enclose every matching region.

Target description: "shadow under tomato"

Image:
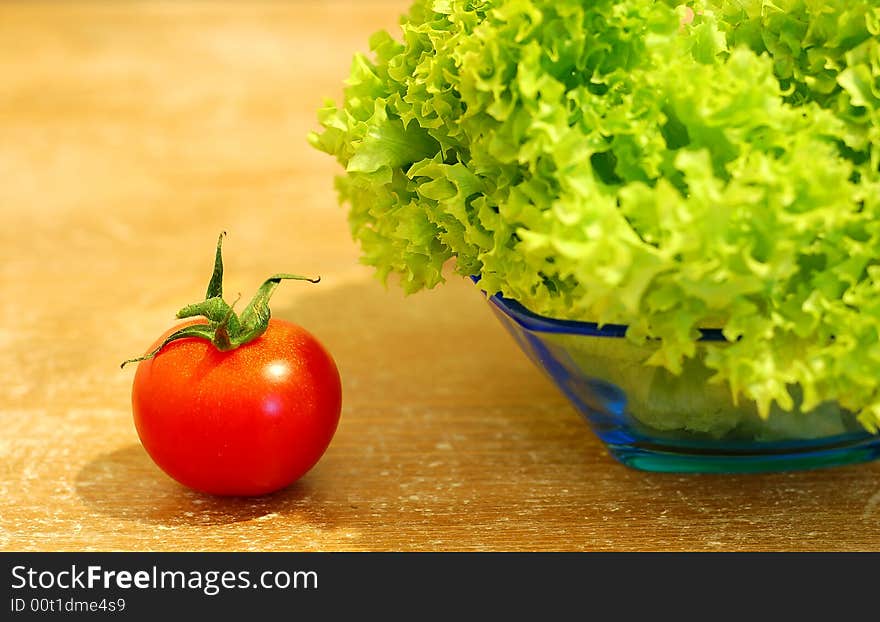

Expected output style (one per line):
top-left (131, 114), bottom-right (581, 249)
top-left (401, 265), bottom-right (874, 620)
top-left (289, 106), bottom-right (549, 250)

top-left (75, 444), bottom-right (322, 527)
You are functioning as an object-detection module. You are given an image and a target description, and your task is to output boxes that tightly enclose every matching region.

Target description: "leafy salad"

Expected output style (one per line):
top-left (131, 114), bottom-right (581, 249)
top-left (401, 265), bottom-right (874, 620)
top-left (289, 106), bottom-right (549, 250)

top-left (311, 0), bottom-right (880, 431)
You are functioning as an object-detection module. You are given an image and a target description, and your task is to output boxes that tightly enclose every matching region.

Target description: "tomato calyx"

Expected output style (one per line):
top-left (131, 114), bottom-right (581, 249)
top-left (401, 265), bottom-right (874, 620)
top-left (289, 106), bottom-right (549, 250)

top-left (121, 232), bottom-right (319, 368)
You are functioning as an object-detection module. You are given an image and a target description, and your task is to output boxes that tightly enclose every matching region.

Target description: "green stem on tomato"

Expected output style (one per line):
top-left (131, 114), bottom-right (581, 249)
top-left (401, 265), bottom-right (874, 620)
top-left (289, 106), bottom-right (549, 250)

top-left (120, 233), bottom-right (320, 368)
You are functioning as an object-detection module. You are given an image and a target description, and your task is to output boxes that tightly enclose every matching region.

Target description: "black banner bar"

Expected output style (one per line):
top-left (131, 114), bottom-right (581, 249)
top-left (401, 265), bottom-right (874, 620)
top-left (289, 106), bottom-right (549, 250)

top-left (1, 552), bottom-right (873, 618)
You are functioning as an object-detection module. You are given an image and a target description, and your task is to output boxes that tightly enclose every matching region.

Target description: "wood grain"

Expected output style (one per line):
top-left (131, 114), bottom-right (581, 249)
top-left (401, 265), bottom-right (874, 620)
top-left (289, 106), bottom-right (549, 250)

top-left (3, 1), bottom-right (880, 552)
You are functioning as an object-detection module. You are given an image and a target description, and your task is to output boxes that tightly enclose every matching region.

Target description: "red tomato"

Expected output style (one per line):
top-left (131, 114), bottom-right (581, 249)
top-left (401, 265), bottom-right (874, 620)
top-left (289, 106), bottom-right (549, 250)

top-left (131, 318), bottom-right (341, 496)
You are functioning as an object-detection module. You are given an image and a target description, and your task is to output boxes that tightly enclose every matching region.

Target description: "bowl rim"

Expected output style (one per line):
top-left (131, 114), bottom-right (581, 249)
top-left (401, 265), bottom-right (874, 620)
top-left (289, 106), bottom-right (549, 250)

top-left (474, 277), bottom-right (726, 341)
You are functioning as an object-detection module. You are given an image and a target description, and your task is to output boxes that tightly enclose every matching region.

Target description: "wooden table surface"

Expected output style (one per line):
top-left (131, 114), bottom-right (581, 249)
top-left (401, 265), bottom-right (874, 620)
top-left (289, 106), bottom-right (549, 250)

top-left (3, 0), bottom-right (880, 552)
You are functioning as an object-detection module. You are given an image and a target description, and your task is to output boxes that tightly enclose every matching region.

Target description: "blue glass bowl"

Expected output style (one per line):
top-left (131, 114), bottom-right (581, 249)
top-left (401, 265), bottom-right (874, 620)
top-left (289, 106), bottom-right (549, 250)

top-left (482, 287), bottom-right (880, 473)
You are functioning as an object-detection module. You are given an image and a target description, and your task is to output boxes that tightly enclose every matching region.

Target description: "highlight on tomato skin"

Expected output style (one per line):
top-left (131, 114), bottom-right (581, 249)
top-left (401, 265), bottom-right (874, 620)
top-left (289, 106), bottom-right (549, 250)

top-left (131, 318), bottom-right (342, 497)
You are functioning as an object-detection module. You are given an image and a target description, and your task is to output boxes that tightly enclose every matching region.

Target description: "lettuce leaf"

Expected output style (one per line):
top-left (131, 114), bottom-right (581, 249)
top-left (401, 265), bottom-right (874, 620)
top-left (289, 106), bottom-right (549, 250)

top-left (311, 0), bottom-right (880, 431)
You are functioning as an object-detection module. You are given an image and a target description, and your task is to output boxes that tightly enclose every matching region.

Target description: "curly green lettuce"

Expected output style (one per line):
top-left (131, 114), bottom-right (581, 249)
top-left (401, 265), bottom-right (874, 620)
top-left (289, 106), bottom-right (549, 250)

top-left (310, 0), bottom-right (880, 430)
